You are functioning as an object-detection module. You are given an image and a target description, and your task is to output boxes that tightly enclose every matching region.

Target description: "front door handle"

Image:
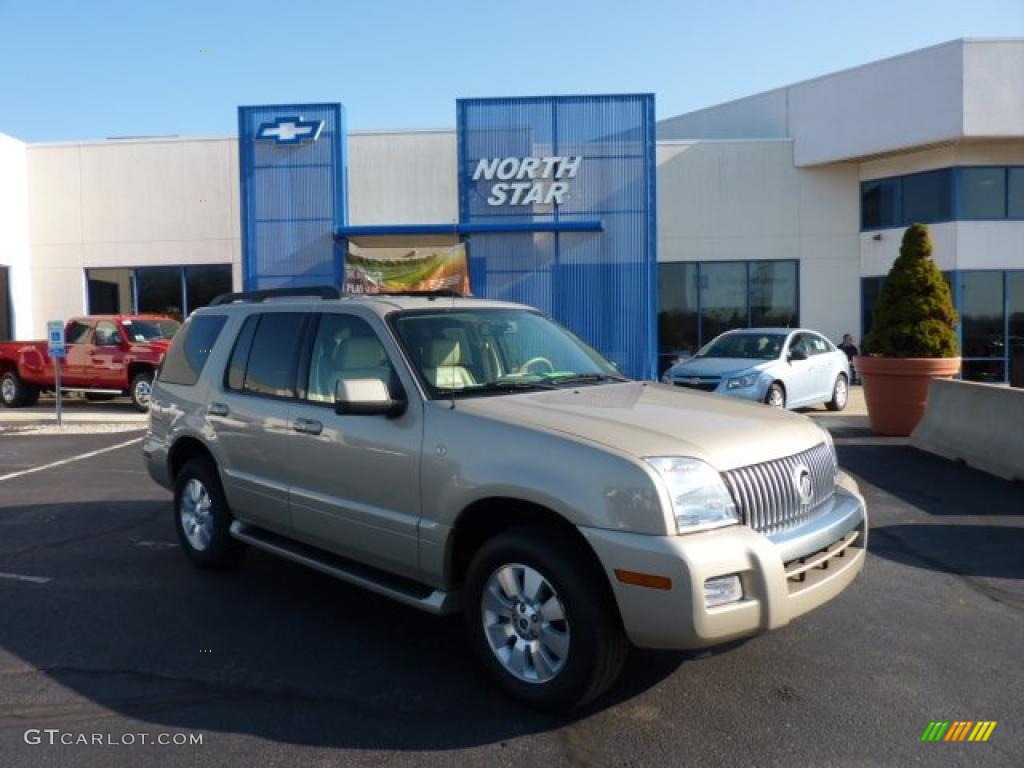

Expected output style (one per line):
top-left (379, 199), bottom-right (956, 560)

top-left (292, 418), bottom-right (323, 436)
top-left (207, 402), bottom-right (229, 417)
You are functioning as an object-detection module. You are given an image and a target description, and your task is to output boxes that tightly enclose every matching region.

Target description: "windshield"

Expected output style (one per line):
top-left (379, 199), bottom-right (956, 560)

top-left (391, 308), bottom-right (625, 398)
top-left (695, 333), bottom-right (786, 360)
top-left (121, 318), bottom-right (181, 341)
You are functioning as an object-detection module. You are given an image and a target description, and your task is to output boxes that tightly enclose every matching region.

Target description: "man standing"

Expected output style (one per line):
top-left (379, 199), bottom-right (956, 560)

top-left (839, 333), bottom-right (859, 383)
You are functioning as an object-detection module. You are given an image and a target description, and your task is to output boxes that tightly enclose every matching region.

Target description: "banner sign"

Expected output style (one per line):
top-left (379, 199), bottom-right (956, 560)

top-left (344, 243), bottom-right (470, 295)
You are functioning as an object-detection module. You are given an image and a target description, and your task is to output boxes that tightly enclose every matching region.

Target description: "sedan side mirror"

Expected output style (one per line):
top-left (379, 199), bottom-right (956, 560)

top-left (788, 348), bottom-right (808, 362)
top-left (335, 378), bottom-right (406, 417)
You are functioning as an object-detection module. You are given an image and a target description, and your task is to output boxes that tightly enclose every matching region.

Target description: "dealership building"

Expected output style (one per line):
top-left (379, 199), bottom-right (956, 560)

top-left (1, 38), bottom-right (1022, 380)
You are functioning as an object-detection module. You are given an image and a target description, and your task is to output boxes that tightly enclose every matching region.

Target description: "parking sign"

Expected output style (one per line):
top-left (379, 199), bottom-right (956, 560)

top-left (47, 320), bottom-right (66, 359)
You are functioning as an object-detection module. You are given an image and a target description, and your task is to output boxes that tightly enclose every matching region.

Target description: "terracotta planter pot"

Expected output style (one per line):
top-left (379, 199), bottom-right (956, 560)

top-left (855, 356), bottom-right (961, 436)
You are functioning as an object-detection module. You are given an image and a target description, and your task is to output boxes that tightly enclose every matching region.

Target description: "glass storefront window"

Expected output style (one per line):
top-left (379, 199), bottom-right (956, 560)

top-left (0, 266), bottom-right (11, 341)
top-left (961, 168), bottom-right (1006, 219)
top-left (86, 268), bottom-right (135, 314)
top-left (87, 264), bottom-right (233, 319)
top-left (961, 271), bottom-right (1005, 360)
top-left (700, 262), bottom-right (748, 343)
top-left (1009, 169), bottom-right (1024, 219)
top-left (902, 169), bottom-right (952, 224)
top-left (861, 178), bottom-right (901, 229)
top-left (186, 265), bottom-right (233, 313)
top-left (1009, 273), bottom-right (1024, 386)
top-left (658, 263), bottom-right (698, 369)
top-left (749, 261), bottom-right (797, 327)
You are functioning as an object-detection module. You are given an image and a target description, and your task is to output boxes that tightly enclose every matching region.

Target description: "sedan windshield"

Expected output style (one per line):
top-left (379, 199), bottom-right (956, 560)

top-left (121, 318), bottom-right (181, 341)
top-left (696, 333), bottom-right (786, 360)
top-left (391, 309), bottom-right (625, 397)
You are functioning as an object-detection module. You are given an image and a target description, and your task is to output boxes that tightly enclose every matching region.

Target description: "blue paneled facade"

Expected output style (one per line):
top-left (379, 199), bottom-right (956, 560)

top-left (238, 103), bottom-right (347, 290)
top-left (457, 95), bottom-right (658, 379)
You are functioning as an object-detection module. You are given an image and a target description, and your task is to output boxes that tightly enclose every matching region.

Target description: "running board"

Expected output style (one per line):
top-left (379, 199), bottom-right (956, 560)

top-left (229, 521), bottom-right (458, 615)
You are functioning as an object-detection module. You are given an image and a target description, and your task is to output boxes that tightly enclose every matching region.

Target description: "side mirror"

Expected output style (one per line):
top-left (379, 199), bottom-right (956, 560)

top-left (788, 348), bottom-right (808, 362)
top-left (334, 378), bottom-right (406, 417)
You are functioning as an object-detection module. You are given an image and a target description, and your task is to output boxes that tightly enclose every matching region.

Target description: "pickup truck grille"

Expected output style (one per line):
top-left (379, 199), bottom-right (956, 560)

top-left (721, 443), bottom-right (836, 535)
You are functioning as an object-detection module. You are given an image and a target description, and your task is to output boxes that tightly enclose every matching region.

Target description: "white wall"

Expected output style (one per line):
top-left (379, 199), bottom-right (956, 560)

top-left (26, 137), bottom-right (241, 338)
top-left (348, 131), bottom-right (457, 225)
top-left (657, 89), bottom-right (789, 141)
top-left (0, 134), bottom-right (33, 339)
top-left (656, 139), bottom-right (861, 344)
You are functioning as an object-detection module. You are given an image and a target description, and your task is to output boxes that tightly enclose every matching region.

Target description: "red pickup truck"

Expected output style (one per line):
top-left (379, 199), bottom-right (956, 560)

top-left (0, 315), bottom-right (180, 412)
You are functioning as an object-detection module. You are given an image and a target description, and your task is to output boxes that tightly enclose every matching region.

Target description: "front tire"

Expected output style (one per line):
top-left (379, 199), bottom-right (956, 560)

top-left (129, 370), bottom-right (154, 412)
top-left (1, 370), bottom-right (39, 408)
top-left (826, 373), bottom-right (849, 412)
top-left (463, 525), bottom-right (628, 711)
top-left (173, 457), bottom-right (243, 569)
top-left (764, 382), bottom-right (786, 409)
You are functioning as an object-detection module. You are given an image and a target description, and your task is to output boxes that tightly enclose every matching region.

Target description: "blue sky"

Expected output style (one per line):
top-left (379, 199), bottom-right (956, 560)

top-left (1, 0), bottom-right (1021, 141)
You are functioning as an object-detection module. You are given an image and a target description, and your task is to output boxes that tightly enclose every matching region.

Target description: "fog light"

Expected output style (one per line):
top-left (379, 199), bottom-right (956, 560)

top-left (704, 575), bottom-right (743, 607)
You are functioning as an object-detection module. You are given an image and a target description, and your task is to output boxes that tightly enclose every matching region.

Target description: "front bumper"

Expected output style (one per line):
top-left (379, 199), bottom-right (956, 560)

top-left (580, 473), bottom-right (867, 650)
top-left (664, 376), bottom-right (767, 402)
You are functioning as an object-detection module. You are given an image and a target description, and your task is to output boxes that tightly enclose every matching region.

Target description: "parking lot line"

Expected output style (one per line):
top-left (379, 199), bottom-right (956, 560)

top-left (0, 571), bottom-right (52, 584)
top-left (0, 436), bottom-right (144, 483)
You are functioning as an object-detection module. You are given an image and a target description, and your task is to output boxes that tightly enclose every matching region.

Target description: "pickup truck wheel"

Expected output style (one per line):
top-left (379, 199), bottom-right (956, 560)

top-left (1, 371), bottom-right (38, 408)
top-left (173, 457), bottom-right (243, 569)
top-left (826, 374), bottom-right (849, 412)
top-left (130, 371), bottom-right (154, 412)
top-left (464, 526), bottom-right (628, 711)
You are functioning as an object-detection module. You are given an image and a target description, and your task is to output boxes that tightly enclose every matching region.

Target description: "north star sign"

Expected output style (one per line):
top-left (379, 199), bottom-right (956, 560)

top-left (472, 156), bottom-right (582, 206)
top-left (255, 116), bottom-right (325, 145)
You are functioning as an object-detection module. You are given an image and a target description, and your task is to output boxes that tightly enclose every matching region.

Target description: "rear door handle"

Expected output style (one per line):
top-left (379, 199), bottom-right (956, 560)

top-left (207, 402), bottom-right (229, 417)
top-left (292, 418), bottom-right (323, 436)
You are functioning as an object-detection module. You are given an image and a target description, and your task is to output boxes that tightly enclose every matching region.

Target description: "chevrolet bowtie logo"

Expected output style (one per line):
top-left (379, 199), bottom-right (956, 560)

top-left (255, 116), bottom-right (324, 145)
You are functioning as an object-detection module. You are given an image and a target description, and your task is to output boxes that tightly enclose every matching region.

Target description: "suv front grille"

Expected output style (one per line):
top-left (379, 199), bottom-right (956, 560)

top-left (721, 443), bottom-right (836, 535)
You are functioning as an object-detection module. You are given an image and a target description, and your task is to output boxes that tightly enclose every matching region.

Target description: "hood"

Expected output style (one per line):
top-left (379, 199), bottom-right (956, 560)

top-left (667, 357), bottom-right (770, 378)
top-left (454, 382), bottom-right (826, 471)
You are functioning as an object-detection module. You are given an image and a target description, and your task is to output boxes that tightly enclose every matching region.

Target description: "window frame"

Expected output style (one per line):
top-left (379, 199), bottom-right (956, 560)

top-left (222, 312), bottom-right (310, 403)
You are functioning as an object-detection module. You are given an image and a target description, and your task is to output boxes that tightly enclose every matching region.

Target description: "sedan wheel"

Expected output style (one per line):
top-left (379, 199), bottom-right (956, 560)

top-left (765, 383), bottom-right (786, 408)
top-left (826, 374), bottom-right (849, 412)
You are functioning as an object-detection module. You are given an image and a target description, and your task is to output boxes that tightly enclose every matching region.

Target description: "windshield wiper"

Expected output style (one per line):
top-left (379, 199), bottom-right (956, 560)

top-left (547, 373), bottom-right (629, 386)
top-left (447, 380), bottom-right (559, 397)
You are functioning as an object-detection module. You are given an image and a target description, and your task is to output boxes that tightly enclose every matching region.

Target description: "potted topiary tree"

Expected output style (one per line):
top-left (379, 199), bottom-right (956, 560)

top-left (856, 223), bottom-right (960, 436)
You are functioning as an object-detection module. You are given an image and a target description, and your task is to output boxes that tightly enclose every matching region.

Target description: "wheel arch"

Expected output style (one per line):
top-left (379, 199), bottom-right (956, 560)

top-left (168, 436), bottom-right (216, 481)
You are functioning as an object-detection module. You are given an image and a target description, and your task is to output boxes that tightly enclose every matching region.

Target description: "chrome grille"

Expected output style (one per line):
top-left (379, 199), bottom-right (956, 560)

top-left (721, 443), bottom-right (836, 535)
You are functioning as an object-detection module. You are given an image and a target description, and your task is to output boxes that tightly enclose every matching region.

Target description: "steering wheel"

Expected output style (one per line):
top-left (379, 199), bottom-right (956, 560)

top-left (516, 356), bottom-right (555, 375)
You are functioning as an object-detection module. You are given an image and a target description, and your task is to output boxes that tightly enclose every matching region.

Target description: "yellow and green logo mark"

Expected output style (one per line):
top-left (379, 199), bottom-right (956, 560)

top-left (921, 721), bottom-right (997, 742)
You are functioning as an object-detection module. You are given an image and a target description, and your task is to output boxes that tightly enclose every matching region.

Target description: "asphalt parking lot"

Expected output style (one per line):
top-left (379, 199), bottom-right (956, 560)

top-left (0, 429), bottom-right (1021, 767)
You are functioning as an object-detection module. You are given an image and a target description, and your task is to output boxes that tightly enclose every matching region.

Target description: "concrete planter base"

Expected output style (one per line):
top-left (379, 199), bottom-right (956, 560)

top-left (855, 356), bottom-right (961, 437)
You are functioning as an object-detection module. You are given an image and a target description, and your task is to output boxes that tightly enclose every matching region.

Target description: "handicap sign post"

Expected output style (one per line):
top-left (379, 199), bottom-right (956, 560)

top-left (47, 321), bottom-right (65, 428)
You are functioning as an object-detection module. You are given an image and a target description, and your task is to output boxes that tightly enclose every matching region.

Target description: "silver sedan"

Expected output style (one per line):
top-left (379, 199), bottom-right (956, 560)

top-left (661, 328), bottom-right (851, 410)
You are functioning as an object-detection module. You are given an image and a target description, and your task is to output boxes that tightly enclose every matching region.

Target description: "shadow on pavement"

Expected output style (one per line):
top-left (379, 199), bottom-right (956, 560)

top-left (870, 524), bottom-right (1024, 581)
top-left (0, 500), bottom-right (687, 750)
top-left (838, 445), bottom-right (1024, 516)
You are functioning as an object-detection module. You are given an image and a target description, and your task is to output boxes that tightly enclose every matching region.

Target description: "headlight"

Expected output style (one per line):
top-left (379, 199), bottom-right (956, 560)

top-left (645, 457), bottom-right (740, 534)
top-left (725, 373), bottom-right (758, 389)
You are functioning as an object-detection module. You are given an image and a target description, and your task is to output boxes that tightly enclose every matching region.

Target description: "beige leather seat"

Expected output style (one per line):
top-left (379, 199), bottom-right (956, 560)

top-left (423, 338), bottom-right (476, 389)
top-left (311, 335), bottom-right (390, 401)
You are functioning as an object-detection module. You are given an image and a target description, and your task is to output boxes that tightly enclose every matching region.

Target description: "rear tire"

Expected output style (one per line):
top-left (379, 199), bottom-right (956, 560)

top-left (173, 457), bottom-right (243, 569)
top-left (129, 370), bottom-right (154, 412)
top-left (1, 370), bottom-right (38, 408)
top-left (463, 524), bottom-right (628, 711)
top-left (826, 374), bottom-right (848, 412)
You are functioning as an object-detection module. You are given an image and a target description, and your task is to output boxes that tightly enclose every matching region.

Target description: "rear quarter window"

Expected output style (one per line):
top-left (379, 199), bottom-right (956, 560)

top-left (159, 314), bottom-right (228, 386)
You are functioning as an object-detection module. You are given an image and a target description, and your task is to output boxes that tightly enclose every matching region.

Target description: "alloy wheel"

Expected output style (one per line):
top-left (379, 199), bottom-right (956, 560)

top-left (180, 478), bottom-right (214, 551)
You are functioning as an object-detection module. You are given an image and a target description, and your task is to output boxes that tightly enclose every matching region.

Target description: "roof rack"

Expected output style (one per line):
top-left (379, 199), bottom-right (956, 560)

top-left (209, 286), bottom-right (341, 306)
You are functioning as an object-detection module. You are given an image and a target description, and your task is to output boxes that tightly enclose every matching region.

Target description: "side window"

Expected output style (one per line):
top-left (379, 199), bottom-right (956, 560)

top-left (159, 314), bottom-right (228, 386)
top-left (807, 334), bottom-right (830, 356)
top-left (237, 313), bottom-right (306, 399)
top-left (789, 334), bottom-right (809, 358)
top-left (65, 321), bottom-right (92, 344)
top-left (306, 314), bottom-right (394, 403)
top-left (94, 321), bottom-right (120, 346)
top-left (225, 315), bottom-right (259, 391)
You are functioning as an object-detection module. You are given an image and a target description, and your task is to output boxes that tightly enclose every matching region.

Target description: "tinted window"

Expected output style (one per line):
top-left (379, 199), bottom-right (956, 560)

top-left (66, 321), bottom-right (92, 344)
top-left (961, 168), bottom-right (1006, 219)
top-left (749, 261), bottom-right (798, 327)
top-left (307, 314), bottom-right (393, 403)
top-left (160, 314), bottom-right (228, 386)
top-left (226, 315), bottom-right (258, 391)
top-left (902, 169), bottom-right (952, 224)
top-left (186, 265), bottom-right (233, 313)
top-left (658, 262), bottom-right (698, 369)
top-left (137, 267), bottom-right (185, 322)
top-left (861, 178), bottom-right (900, 229)
top-left (1009, 168), bottom-right (1024, 219)
top-left (700, 262), bottom-right (747, 342)
top-left (961, 271), bottom-right (1004, 360)
top-left (94, 321), bottom-right (121, 346)
top-left (242, 313), bottom-right (305, 398)
top-left (86, 268), bottom-right (134, 314)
